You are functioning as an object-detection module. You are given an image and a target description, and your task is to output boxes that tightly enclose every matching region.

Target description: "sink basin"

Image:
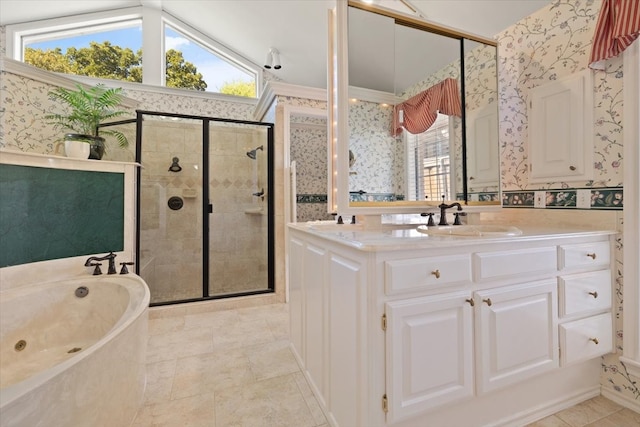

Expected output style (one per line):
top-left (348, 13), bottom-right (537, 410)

top-left (416, 224), bottom-right (523, 237)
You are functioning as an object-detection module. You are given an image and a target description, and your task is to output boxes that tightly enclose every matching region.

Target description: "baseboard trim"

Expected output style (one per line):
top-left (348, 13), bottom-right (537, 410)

top-left (492, 386), bottom-right (601, 427)
top-left (601, 387), bottom-right (640, 413)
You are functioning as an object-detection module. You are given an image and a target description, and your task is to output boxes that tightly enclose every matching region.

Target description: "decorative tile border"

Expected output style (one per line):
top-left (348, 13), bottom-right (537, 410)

top-left (297, 194), bottom-right (327, 204)
top-left (502, 188), bottom-right (623, 210)
top-left (467, 192), bottom-right (500, 203)
top-left (349, 192), bottom-right (398, 203)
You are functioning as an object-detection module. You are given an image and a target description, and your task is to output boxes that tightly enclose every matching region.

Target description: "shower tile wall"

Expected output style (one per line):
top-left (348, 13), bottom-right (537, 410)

top-left (208, 126), bottom-right (268, 295)
top-left (290, 124), bottom-right (333, 222)
top-left (140, 119), bottom-right (203, 304)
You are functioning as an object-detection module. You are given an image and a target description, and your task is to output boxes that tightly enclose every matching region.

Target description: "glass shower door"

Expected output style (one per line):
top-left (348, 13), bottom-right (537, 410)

top-left (207, 122), bottom-right (271, 297)
top-left (138, 114), bottom-right (204, 304)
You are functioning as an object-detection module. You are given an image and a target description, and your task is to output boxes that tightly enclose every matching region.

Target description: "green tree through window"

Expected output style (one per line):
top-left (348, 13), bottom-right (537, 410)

top-left (25, 42), bottom-right (207, 91)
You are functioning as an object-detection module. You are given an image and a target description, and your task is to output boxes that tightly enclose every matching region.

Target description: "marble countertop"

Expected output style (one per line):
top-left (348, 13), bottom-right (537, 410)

top-left (288, 221), bottom-right (618, 252)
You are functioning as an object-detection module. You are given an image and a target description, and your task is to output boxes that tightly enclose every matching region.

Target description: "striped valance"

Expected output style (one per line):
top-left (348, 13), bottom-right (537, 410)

top-left (589, 0), bottom-right (640, 69)
top-left (391, 78), bottom-right (461, 136)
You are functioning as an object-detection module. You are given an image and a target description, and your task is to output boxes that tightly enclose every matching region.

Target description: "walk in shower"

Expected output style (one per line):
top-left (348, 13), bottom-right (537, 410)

top-left (135, 111), bottom-right (274, 305)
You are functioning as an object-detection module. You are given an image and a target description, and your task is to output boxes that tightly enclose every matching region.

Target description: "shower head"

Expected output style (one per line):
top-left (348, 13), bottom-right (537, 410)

top-left (246, 145), bottom-right (264, 159)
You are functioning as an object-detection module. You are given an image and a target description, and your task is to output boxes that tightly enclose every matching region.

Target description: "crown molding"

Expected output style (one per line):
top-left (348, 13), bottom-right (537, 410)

top-left (348, 86), bottom-right (401, 105)
top-left (254, 81), bottom-right (327, 121)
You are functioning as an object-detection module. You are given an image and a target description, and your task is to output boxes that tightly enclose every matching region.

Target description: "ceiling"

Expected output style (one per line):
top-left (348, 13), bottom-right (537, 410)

top-left (0, 0), bottom-right (551, 90)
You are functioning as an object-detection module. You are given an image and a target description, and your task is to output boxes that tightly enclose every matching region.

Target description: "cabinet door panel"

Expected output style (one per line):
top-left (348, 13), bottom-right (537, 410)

top-left (529, 69), bottom-right (593, 182)
top-left (386, 292), bottom-right (474, 423)
top-left (329, 253), bottom-right (364, 427)
top-left (475, 280), bottom-right (558, 394)
top-left (289, 238), bottom-right (305, 360)
top-left (303, 244), bottom-right (327, 402)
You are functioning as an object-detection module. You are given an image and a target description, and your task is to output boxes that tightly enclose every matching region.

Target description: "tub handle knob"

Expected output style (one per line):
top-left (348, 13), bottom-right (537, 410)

top-left (120, 262), bottom-right (135, 275)
top-left (90, 262), bottom-right (102, 275)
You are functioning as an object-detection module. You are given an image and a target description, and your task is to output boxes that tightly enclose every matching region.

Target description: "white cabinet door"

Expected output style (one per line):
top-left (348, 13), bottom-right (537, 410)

top-left (329, 253), bottom-right (366, 427)
top-left (475, 280), bottom-right (559, 394)
top-left (529, 69), bottom-right (593, 182)
top-left (467, 102), bottom-right (499, 187)
top-left (289, 237), bottom-right (305, 360)
top-left (303, 243), bottom-right (328, 405)
top-left (385, 291), bottom-right (474, 423)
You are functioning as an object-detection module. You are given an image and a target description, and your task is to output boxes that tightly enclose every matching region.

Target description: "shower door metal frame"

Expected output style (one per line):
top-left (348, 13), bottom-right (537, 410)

top-left (134, 110), bottom-right (275, 306)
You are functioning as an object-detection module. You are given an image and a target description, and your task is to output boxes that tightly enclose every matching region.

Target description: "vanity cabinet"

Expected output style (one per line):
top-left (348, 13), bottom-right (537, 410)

top-left (288, 225), bottom-right (616, 427)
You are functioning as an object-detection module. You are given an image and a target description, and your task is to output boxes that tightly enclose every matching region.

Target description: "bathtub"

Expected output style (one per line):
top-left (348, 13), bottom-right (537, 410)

top-left (0, 274), bottom-right (150, 427)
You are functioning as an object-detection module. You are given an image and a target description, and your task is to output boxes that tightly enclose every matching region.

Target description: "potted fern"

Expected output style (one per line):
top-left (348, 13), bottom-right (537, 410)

top-left (45, 83), bottom-right (130, 160)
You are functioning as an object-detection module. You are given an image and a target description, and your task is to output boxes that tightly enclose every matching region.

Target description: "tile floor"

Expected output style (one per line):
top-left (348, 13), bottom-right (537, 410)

top-left (131, 303), bottom-right (638, 427)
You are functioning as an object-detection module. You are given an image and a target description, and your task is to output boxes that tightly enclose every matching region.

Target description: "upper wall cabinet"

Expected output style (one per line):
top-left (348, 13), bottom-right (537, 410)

top-left (529, 69), bottom-right (594, 183)
top-left (330, 0), bottom-right (501, 214)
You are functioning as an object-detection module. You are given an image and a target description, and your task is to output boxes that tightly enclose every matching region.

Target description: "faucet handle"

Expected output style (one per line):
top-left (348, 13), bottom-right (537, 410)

top-left (453, 212), bottom-right (467, 225)
top-left (90, 262), bottom-right (102, 275)
top-left (119, 262), bottom-right (134, 274)
top-left (420, 212), bottom-right (436, 227)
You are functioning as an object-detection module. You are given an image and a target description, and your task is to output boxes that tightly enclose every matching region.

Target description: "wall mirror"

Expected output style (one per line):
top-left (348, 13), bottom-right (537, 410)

top-left (330, 0), bottom-right (500, 214)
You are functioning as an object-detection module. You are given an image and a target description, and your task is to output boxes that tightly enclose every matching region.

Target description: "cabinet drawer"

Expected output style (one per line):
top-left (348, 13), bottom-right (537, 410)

top-left (559, 270), bottom-right (612, 318)
top-left (473, 247), bottom-right (557, 281)
top-left (559, 241), bottom-right (610, 269)
top-left (559, 313), bottom-right (613, 366)
top-left (385, 254), bottom-right (471, 294)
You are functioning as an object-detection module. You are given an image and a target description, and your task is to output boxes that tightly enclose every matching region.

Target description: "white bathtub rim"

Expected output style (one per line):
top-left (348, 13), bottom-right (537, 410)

top-left (0, 274), bottom-right (150, 408)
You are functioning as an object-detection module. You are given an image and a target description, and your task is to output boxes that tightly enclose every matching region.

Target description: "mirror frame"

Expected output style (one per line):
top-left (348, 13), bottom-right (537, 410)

top-left (330, 0), bottom-right (501, 215)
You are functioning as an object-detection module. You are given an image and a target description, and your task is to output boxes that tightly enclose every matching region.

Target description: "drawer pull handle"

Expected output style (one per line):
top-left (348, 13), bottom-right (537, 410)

top-left (586, 253), bottom-right (597, 260)
top-left (589, 337), bottom-right (599, 345)
top-left (465, 298), bottom-right (475, 306)
top-left (431, 269), bottom-right (441, 279)
top-left (569, 165), bottom-right (577, 171)
top-left (588, 291), bottom-right (599, 298)
top-left (483, 298), bottom-right (492, 306)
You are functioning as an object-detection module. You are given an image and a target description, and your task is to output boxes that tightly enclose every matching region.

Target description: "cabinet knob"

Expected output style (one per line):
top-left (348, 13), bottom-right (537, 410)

top-left (431, 269), bottom-right (441, 279)
top-left (569, 165), bottom-right (577, 171)
top-left (465, 298), bottom-right (475, 306)
top-left (588, 291), bottom-right (599, 298)
top-left (586, 253), bottom-right (597, 260)
top-left (483, 298), bottom-right (492, 306)
top-left (589, 337), bottom-right (599, 345)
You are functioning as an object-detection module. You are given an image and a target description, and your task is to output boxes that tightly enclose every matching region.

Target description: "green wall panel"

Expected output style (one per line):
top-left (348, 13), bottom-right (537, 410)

top-left (0, 164), bottom-right (124, 267)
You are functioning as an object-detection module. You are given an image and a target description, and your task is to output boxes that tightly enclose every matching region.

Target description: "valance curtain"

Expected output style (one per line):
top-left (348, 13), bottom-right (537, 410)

top-left (391, 78), bottom-right (461, 136)
top-left (589, 0), bottom-right (640, 69)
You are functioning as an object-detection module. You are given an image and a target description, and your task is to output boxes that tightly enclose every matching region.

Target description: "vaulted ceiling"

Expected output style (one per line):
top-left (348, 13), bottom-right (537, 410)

top-left (0, 0), bottom-right (551, 90)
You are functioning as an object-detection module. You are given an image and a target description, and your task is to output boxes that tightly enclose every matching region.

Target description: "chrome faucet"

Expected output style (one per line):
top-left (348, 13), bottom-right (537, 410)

top-left (84, 252), bottom-right (117, 274)
top-left (438, 196), bottom-right (463, 226)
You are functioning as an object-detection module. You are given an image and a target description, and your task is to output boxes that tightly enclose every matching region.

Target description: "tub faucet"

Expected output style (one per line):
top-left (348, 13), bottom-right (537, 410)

top-left (85, 252), bottom-right (117, 274)
top-left (438, 196), bottom-right (463, 226)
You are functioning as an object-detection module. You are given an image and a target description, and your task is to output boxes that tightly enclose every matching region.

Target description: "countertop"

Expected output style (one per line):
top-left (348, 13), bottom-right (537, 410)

top-left (288, 221), bottom-right (618, 252)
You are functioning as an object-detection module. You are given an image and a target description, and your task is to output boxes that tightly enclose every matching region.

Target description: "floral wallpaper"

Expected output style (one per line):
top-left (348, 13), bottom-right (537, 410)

top-left (498, 0), bottom-right (623, 192)
top-left (0, 71), bottom-right (256, 157)
top-left (497, 0), bottom-right (634, 404)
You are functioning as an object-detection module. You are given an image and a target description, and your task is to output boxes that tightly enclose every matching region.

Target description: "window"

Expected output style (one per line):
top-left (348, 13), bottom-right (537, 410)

top-left (6, 8), bottom-right (261, 97)
top-left (23, 20), bottom-right (143, 82)
top-left (164, 25), bottom-right (256, 96)
top-left (405, 113), bottom-right (452, 201)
